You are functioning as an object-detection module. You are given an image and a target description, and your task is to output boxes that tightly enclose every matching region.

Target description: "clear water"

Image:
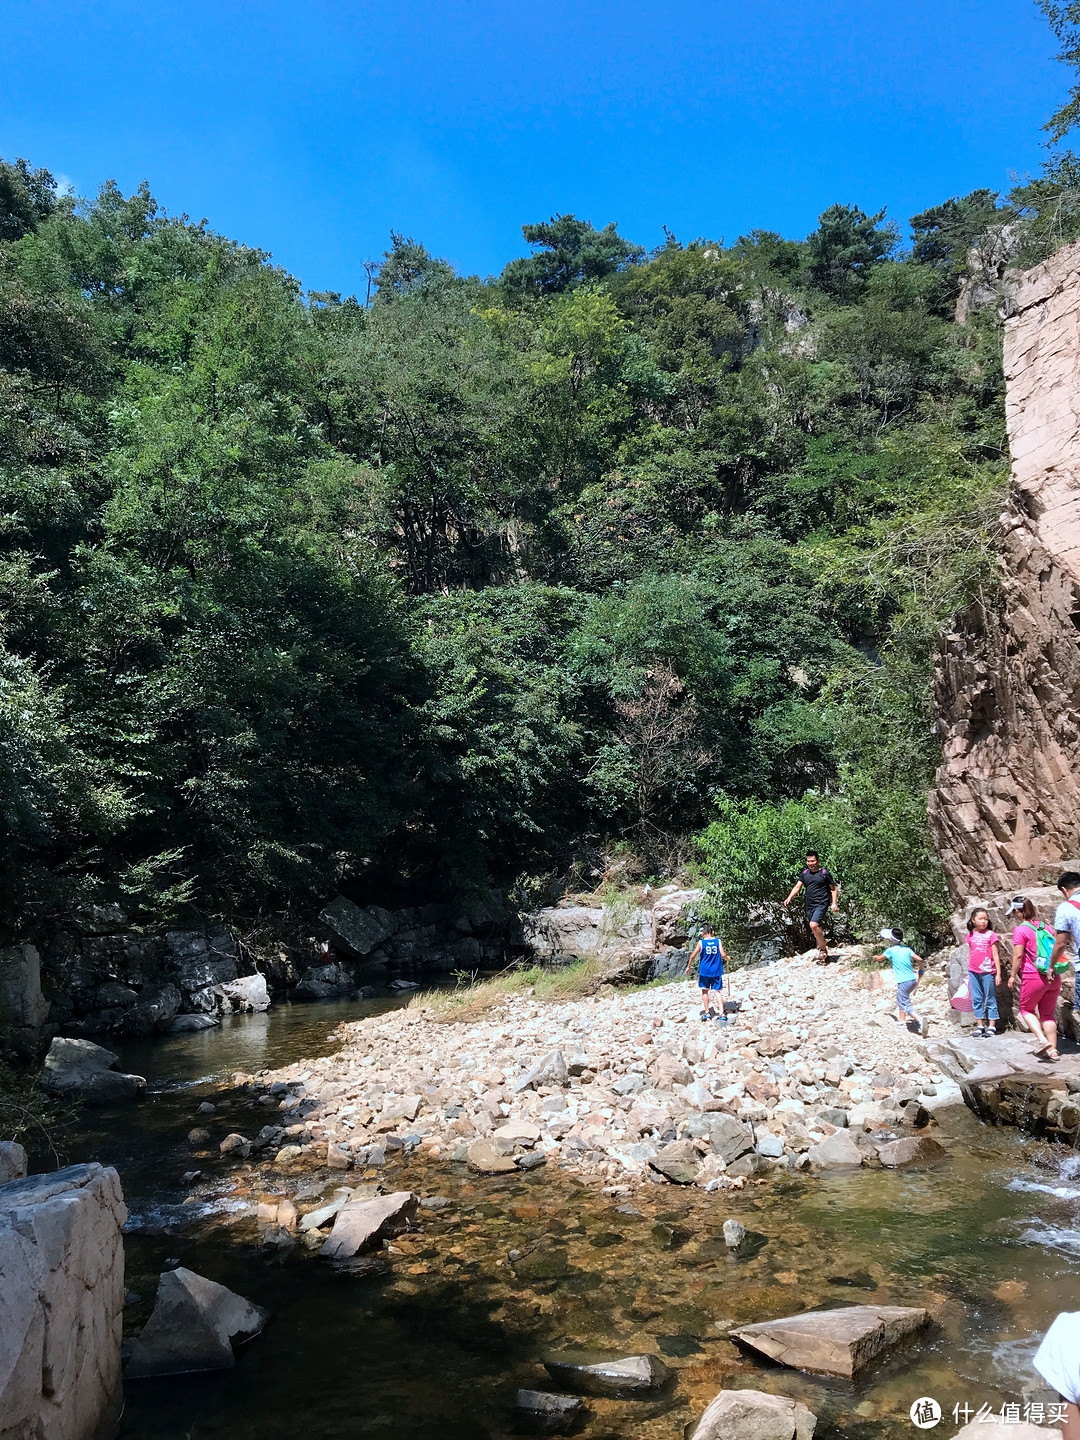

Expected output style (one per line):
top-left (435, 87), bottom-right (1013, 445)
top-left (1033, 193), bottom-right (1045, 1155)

top-left (69, 1000), bottom-right (1080, 1440)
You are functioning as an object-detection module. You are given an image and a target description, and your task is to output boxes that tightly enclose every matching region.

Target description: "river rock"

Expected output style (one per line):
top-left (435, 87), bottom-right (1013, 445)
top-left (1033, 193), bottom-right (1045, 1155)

top-left (0, 1162), bottom-right (127, 1440)
top-left (807, 1131), bottom-right (863, 1170)
top-left (729, 1305), bottom-right (930, 1378)
top-left (512, 1051), bottom-right (569, 1092)
top-left (166, 1014), bottom-right (220, 1033)
top-left (494, 1119), bottom-right (541, 1150)
top-left (514, 1389), bottom-right (587, 1435)
top-left (0, 1141), bottom-right (27, 1184)
top-left (691, 1388), bottom-right (817, 1440)
top-left (467, 1138), bottom-right (518, 1174)
top-left (219, 1133), bottom-right (251, 1158)
top-left (722, 1219), bottom-right (746, 1248)
top-left (319, 1191), bottom-right (417, 1260)
top-left (876, 1135), bottom-right (948, 1168)
top-left (123, 983), bottom-right (182, 1036)
top-left (650, 1139), bottom-right (701, 1184)
top-left (708, 1115), bottom-right (755, 1164)
top-left (39, 1037), bottom-right (146, 1103)
top-left (755, 1133), bottom-right (785, 1159)
top-left (651, 1052), bottom-right (693, 1089)
top-left (544, 1352), bottom-right (672, 1397)
top-left (125, 1266), bottom-right (269, 1377)
top-left (319, 897), bottom-right (390, 958)
top-left (214, 974), bottom-right (270, 1012)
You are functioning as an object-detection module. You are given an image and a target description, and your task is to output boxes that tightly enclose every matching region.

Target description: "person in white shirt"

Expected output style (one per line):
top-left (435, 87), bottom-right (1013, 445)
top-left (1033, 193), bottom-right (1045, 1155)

top-left (1034, 1311), bottom-right (1080, 1439)
top-left (1050, 871), bottom-right (1080, 982)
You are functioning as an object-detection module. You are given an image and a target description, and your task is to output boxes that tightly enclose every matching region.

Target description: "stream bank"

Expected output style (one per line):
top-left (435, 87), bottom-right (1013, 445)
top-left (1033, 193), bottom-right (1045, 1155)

top-left (66, 972), bottom-right (1080, 1440)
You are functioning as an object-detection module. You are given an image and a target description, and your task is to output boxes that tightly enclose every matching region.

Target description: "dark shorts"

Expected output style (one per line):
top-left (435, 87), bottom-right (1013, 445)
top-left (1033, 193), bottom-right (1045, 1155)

top-left (806, 903), bottom-right (828, 926)
top-left (698, 971), bottom-right (724, 991)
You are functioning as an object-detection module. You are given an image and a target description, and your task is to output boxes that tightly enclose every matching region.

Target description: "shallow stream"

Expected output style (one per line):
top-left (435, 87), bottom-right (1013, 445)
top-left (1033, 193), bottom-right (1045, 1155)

top-left (72, 998), bottom-right (1080, 1439)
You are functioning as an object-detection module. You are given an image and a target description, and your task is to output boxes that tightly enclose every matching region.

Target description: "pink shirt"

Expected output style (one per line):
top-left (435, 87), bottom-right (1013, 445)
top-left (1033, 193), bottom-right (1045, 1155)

top-left (966, 929), bottom-right (999, 974)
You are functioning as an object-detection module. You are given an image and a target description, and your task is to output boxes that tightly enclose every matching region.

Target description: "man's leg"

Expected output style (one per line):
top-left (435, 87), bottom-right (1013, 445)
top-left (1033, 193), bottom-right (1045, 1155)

top-left (808, 916), bottom-right (828, 960)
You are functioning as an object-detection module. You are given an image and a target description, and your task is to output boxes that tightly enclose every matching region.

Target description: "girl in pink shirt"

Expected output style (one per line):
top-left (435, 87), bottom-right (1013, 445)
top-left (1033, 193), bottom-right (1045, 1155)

top-left (965, 908), bottom-right (1000, 1038)
top-left (1008, 895), bottom-right (1062, 1060)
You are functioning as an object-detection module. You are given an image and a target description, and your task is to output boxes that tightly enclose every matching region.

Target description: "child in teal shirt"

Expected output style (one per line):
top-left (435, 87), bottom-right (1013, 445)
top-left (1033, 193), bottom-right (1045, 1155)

top-left (872, 926), bottom-right (927, 1034)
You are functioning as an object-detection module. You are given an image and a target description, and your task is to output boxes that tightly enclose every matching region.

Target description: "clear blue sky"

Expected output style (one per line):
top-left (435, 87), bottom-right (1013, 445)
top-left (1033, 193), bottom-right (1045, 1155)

top-left (1, 0), bottom-right (1066, 294)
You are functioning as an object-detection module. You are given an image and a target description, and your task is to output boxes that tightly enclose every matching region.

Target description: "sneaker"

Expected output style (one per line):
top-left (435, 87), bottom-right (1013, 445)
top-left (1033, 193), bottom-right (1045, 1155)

top-left (700, 1010), bottom-right (709, 1021)
top-left (973, 1026), bottom-right (985, 1038)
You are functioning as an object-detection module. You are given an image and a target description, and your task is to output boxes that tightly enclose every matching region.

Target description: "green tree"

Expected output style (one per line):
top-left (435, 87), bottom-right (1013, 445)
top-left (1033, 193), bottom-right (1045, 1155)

top-left (499, 215), bottom-right (645, 301)
top-left (805, 204), bottom-right (898, 303)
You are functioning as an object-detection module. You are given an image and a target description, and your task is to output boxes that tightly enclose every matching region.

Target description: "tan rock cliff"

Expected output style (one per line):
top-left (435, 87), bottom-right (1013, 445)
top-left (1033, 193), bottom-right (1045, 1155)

top-left (930, 239), bottom-right (1080, 896)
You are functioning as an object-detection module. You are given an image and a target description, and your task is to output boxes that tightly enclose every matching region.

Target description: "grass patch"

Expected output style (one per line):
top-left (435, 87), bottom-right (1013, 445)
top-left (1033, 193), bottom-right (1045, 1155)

top-left (408, 956), bottom-right (605, 1023)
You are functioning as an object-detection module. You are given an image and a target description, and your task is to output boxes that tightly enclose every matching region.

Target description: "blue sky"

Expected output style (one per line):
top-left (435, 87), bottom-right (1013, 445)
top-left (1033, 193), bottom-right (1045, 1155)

top-left (1, 0), bottom-right (1065, 294)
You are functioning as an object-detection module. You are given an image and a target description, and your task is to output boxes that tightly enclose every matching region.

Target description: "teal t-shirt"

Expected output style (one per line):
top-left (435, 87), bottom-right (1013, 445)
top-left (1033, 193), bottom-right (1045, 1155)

top-left (884, 944), bottom-right (917, 982)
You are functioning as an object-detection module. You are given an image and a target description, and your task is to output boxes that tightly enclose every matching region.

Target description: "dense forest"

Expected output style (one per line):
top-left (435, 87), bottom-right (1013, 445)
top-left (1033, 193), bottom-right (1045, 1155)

top-left (2, 139), bottom-right (1078, 948)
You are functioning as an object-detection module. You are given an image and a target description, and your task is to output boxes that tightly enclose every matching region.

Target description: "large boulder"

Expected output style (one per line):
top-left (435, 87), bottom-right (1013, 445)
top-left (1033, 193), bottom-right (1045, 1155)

top-left (122, 983), bottom-right (182, 1036)
top-left (876, 1136), bottom-right (948, 1168)
top-left (650, 888), bottom-right (705, 947)
top-left (125, 1267), bottom-right (269, 1378)
top-left (807, 1131), bottom-right (863, 1170)
top-left (543, 1352), bottom-right (672, 1397)
top-left (320, 1191), bottom-right (417, 1261)
top-left (319, 897), bottom-right (390, 959)
top-left (691, 1388), bottom-right (817, 1440)
top-left (295, 962), bottom-right (356, 1000)
top-left (729, 1305), bottom-right (929, 1378)
top-left (524, 907), bottom-right (604, 959)
top-left (650, 1140), bottom-right (701, 1185)
top-left (214, 974), bottom-right (270, 1012)
top-left (467, 1139), bottom-right (517, 1174)
top-left (0, 1142), bottom-right (27, 1184)
top-left (0, 1163), bottom-right (126, 1440)
top-left (709, 1115), bottom-right (756, 1165)
top-left (0, 944), bottom-right (50, 1040)
top-left (39, 1038), bottom-right (146, 1104)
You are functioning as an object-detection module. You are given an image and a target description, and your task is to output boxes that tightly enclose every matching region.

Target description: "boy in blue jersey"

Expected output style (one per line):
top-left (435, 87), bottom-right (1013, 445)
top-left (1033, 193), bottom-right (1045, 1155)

top-left (685, 923), bottom-right (731, 1021)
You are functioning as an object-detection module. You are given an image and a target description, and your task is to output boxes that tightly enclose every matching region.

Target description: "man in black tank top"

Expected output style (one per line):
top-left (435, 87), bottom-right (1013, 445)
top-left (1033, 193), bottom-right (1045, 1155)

top-left (783, 851), bottom-right (838, 962)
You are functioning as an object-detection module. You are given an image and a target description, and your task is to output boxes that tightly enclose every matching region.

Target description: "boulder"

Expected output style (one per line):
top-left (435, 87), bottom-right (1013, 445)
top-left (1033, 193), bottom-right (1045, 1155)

top-left (543, 1352), bottom-right (672, 1397)
top-left (319, 1191), bottom-right (417, 1260)
top-left (514, 1389), bottom-right (587, 1436)
top-left (125, 1267), bottom-right (269, 1378)
top-left (512, 1051), bottom-right (569, 1092)
top-left (39, 1037), bottom-right (146, 1104)
top-left (729, 1304), bottom-right (929, 1378)
top-left (319, 897), bottom-right (390, 958)
top-left (647, 949), bottom-right (689, 982)
top-left (166, 1014), bottom-right (220, 1033)
top-left (709, 1115), bottom-right (755, 1165)
top-left (651, 1052), bottom-right (693, 1089)
top-left (650, 1140), bottom-right (701, 1185)
top-left (691, 1388), bottom-right (817, 1440)
top-left (723, 1219), bottom-right (746, 1248)
top-left (219, 1133), bottom-right (251, 1159)
top-left (807, 1131), bottom-right (863, 1170)
top-left (0, 1141), bottom-right (27, 1184)
top-left (0, 943), bottom-right (50, 1039)
top-left (293, 963), bottom-right (353, 1000)
top-left (467, 1139), bottom-right (518, 1174)
top-left (0, 1163), bottom-right (126, 1439)
top-left (214, 974), bottom-right (270, 1012)
top-left (650, 888), bottom-right (704, 947)
top-left (494, 1119), bottom-right (541, 1150)
top-left (876, 1136), bottom-right (948, 1168)
top-left (523, 907), bottom-right (604, 959)
top-left (122, 983), bottom-right (182, 1036)
top-left (756, 1134), bottom-right (785, 1159)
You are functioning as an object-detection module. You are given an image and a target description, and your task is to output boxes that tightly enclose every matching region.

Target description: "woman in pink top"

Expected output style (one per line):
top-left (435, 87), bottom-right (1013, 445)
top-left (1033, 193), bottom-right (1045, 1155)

top-left (964, 908), bottom-right (1000, 1037)
top-left (1008, 895), bottom-right (1061, 1060)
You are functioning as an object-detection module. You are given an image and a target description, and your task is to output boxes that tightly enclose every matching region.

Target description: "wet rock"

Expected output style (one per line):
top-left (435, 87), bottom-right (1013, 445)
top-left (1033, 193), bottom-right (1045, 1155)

top-left (419, 1195), bottom-right (453, 1210)
top-left (39, 1037), bottom-right (146, 1104)
top-left (197, 1102), bottom-right (216, 1115)
top-left (219, 1133), bottom-right (251, 1159)
top-left (187, 1128), bottom-right (210, 1147)
top-left (726, 1152), bottom-right (769, 1178)
top-left (293, 963), bottom-right (354, 1000)
top-left (0, 1140), bottom-right (27, 1184)
top-left (517, 1150), bottom-right (548, 1171)
top-left (319, 897), bottom-right (390, 958)
top-left (807, 1131), bottom-right (863, 1170)
top-left (513, 1051), bottom-right (569, 1092)
top-left (691, 1388), bottom-right (817, 1440)
top-left (467, 1138), bottom-right (518, 1174)
top-left (125, 1267), bottom-right (269, 1378)
top-left (166, 1014), bottom-right (219, 1033)
top-left (544, 1352), bottom-right (672, 1397)
top-left (320, 1191), bottom-right (417, 1260)
top-left (722, 1219), bottom-right (746, 1248)
top-left (876, 1136), bottom-right (948, 1168)
top-left (298, 1191), bottom-right (353, 1231)
top-left (729, 1304), bottom-right (929, 1378)
top-left (514, 1388), bottom-right (586, 1435)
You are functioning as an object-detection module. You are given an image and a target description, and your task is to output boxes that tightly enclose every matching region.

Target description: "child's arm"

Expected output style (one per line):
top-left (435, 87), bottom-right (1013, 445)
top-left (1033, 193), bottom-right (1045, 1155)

top-left (685, 940), bottom-right (701, 976)
top-left (1010, 940), bottom-right (1024, 989)
top-left (871, 951), bottom-right (887, 964)
top-left (991, 939), bottom-right (1001, 983)
top-left (912, 953), bottom-right (925, 987)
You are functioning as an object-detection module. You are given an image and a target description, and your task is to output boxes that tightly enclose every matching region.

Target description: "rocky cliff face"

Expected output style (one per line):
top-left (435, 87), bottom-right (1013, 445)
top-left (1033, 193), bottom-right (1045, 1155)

top-left (930, 239), bottom-right (1080, 896)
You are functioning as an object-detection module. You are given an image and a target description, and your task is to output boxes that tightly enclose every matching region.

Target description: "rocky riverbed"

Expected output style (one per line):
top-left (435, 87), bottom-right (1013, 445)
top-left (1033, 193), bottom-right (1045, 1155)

top-left (206, 949), bottom-right (970, 1195)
